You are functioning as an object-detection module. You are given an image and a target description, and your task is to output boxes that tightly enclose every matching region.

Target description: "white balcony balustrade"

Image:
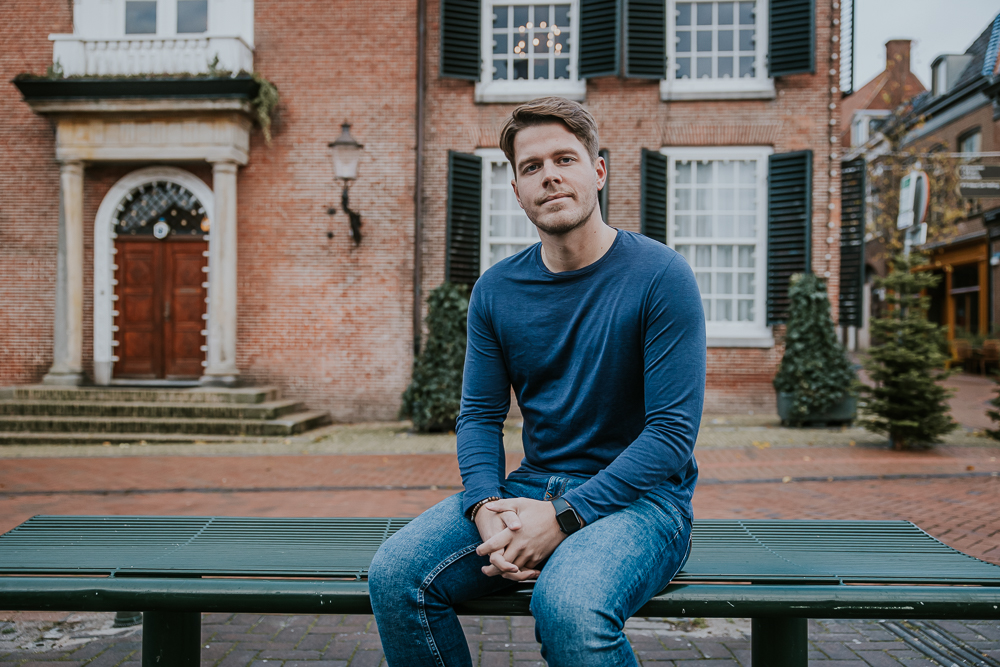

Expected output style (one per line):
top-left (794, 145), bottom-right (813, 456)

top-left (50, 35), bottom-right (253, 77)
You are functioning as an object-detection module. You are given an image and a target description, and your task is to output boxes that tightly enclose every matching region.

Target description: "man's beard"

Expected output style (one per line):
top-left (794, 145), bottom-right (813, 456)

top-left (529, 191), bottom-right (599, 237)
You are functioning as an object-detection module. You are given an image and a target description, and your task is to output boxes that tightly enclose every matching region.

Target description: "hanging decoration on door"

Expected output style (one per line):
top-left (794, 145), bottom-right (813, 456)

top-left (114, 181), bottom-right (208, 237)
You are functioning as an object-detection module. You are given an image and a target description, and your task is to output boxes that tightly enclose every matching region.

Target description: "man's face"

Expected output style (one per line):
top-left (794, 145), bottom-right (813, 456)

top-left (511, 122), bottom-right (606, 236)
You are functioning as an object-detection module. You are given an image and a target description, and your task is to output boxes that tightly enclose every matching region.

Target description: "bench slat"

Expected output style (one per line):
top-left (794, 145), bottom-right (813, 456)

top-left (1, 516), bottom-right (998, 585)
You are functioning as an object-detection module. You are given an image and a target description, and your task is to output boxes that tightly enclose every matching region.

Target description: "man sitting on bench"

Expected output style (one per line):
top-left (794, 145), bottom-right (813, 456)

top-left (369, 97), bottom-right (706, 667)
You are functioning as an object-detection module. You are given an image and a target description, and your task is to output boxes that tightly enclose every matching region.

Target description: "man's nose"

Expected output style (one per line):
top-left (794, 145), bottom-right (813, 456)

top-left (541, 161), bottom-right (563, 187)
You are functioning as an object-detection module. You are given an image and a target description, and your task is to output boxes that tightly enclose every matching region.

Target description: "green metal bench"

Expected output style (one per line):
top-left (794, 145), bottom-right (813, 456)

top-left (1, 516), bottom-right (998, 666)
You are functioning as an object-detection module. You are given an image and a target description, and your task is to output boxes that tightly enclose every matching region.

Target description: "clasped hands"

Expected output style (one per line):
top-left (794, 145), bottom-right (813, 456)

top-left (473, 497), bottom-right (567, 581)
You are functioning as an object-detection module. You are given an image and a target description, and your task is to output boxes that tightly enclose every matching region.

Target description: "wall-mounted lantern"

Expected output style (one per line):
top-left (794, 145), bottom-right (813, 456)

top-left (328, 122), bottom-right (364, 245)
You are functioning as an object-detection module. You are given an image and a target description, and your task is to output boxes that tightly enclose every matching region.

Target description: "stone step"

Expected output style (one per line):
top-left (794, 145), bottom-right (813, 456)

top-left (0, 411), bottom-right (331, 437)
top-left (0, 432), bottom-right (277, 446)
top-left (0, 385), bottom-right (281, 405)
top-left (0, 399), bottom-right (304, 420)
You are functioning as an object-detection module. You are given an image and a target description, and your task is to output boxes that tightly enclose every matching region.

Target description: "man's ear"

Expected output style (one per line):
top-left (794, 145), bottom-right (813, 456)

top-left (511, 179), bottom-right (523, 209)
top-left (595, 155), bottom-right (607, 191)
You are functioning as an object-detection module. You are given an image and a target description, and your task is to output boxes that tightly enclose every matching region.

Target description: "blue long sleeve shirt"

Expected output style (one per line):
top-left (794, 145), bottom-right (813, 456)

top-left (456, 230), bottom-right (706, 527)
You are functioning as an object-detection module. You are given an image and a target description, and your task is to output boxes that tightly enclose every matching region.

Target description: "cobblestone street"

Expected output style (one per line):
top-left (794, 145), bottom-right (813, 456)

top-left (1, 406), bottom-right (999, 665)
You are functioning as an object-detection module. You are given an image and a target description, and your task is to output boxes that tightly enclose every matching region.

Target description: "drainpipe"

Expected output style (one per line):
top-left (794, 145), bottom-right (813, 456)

top-left (413, 0), bottom-right (427, 356)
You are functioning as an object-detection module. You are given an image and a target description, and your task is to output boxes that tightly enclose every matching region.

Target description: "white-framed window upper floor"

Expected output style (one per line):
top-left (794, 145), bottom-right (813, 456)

top-left (477, 0), bottom-right (586, 103)
top-left (661, 0), bottom-right (774, 101)
top-left (475, 149), bottom-right (541, 273)
top-left (661, 145), bottom-right (773, 345)
top-left (51, 0), bottom-right (254, 76)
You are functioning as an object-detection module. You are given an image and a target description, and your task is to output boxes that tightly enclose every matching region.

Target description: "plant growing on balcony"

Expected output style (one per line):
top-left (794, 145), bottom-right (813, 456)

top-left (773, 273), bottom-right (857, 424)
top-left (401, 282), bottom-right (469, 432)
top-left (860, 254), bottom-right (957, 450)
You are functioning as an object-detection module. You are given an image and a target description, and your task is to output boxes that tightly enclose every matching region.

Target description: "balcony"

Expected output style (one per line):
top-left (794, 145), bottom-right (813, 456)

top-left (49, 35), bottom-right (253, 77)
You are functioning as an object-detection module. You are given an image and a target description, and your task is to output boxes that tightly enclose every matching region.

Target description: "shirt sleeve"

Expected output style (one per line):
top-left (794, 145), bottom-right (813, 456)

top-left (562, 254), bottom-right (706, 526)
top-left (455, 282), bottom-right (511, 516)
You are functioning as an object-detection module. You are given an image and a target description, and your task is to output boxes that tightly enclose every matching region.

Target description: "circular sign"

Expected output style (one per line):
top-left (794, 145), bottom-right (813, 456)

top-left (152, 220), bottom-right (171, 239)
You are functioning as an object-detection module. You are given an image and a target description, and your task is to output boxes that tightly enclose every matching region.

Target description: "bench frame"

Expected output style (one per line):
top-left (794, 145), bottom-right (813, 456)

top-left (3, 576), bottom-right (1000, 666)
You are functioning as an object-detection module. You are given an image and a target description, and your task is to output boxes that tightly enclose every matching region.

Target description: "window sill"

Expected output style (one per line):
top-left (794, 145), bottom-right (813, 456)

top-left (706, 336), bottom-right (775, 348)
top-left (475, 79), bottom-right (586, 104)
top-left (659, 80), bottom-right (776, 102)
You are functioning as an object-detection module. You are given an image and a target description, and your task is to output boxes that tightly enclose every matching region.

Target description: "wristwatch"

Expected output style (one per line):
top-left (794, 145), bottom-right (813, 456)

top-left (551, 497), bottom-right (583, 535)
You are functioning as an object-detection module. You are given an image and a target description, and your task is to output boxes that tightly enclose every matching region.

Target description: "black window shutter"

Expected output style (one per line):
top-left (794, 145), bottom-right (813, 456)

top-left (640, 148), bottom-right (667, 243)
top-left (441, 0), bottom-right (480, 80)
top-left (598, 148), bottom-right (610, 224)
top-left (446, 151), bottom-right (483, 286)
top-left (625, 0), bottom-right (666, 79)
top-left (838, 158), bottom-right (865, 327)
top-left (769, 0), bottom-right (815, 77)
top-left (766, 150), bottom-right (812, 324)
top-left (580, 0), bottom-right (620, 77)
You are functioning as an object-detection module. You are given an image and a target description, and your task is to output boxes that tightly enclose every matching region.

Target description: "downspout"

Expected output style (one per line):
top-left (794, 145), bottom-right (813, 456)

top-left (413, 0), bottom-right (427, 356)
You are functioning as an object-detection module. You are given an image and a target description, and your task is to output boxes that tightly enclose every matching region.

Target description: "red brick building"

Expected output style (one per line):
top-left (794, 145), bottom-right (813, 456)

top-left (1, 0), bottom-right (846, 419)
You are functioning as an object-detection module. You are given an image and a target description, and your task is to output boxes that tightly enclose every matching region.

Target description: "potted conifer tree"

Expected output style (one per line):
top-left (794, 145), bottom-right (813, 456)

top-left (773, 273), bottom-right (858, 425)
top-left (860, 254), bottom-right (957, 450)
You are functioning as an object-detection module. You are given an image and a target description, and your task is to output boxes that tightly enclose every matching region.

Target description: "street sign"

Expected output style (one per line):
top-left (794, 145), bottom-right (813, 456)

top-left (897, 170), bottom-right (929, 230)
top-left (959, 164), bottom-right (1000, 198)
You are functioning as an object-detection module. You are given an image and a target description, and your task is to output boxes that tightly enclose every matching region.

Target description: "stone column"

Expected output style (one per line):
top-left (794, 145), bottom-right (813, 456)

top-left (201, 160), bottom-right (240, 386)
top-left (43, 161), bottom-right (85, 386)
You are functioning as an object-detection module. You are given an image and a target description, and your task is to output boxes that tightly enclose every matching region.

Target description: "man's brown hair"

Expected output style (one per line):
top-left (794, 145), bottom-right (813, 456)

top-left (499, 97), bottom-right (600, 174)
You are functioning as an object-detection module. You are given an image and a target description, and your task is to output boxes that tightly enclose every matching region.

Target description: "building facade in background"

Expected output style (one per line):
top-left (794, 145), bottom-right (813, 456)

top-left (1, 0), bottom-right (845, 418)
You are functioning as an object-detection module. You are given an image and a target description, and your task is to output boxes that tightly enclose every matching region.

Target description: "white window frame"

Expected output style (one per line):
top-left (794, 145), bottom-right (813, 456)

top-left (476, 0), bottom-right (587, 104)
top-left (660, 0), bottom-right (775, 101)
top-left (661, 145), bottom-right (774, 347)
top-left (475, 148), bottom-right (541, 274)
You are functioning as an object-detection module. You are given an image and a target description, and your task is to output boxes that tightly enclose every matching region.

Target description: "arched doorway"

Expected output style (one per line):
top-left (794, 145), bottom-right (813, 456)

top-left (94, 168), bottom-right (215, 384)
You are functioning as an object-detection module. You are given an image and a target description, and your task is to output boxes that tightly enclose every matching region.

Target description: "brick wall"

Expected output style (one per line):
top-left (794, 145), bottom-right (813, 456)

top-left (2, 0), bottom-right (841, 418)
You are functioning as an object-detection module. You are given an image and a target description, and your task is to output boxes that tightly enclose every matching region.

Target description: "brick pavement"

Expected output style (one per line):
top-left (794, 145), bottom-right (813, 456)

top-left (1, 428), bottom-right (999, 665)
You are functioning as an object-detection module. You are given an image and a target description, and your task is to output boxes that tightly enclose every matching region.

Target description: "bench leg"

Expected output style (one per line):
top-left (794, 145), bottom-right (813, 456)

top-left (751, 618), bottom-right (807, 666)
top-left (142, 611), bottom-right (201, 667)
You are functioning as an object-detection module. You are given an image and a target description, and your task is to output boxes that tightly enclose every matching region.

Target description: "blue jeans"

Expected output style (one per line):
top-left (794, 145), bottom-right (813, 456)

top-left (369, 475), bottom-right (692, 667)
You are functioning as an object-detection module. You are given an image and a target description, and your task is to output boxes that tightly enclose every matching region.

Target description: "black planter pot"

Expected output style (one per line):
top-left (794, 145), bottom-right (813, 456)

top-left (776, 392), bottom-right (857, 426)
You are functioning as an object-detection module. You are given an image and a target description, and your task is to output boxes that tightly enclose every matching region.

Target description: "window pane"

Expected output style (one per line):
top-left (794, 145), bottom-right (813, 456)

top-left (676, 57), bottom-right (691, 79)
top-left (696, 189), bottom-right (711, 211)
top-left (494, 6), bottom-right (508, 28)
top-left (718, 29), bottom-right (733, 51)
top-left (696, 215), bottom-right (712, 237)
top-left (696, 3), bottom-right (713, 24)
top-left (739, 55), bottom-right (755, 77)
top-left (718, 2), bottom-right (734, 24)
top-left (177, 0), bottom-right (208, 33)
top-left (695, 246), bottom-right (712, 267)
top-left (717, 273), bottom-right (733, 294)
top-left (716, 299), bottom-right (733, 321)
top-left (717, 214), bottom-right (734, 236)
top-left (125, 0), bottom-right (156, 34)
top-left (554, 4), bottom-right (570, 26)
top-left (697, 57), bottom-right (712, 78)
top-left (738, 299), bottom-right (754, 321)
top-left (717, 245), bottom-right (733, 267)
top-left (697, 273), bottom-right (712, 293)
top-left (676, 161), bottom-right (692, 183)
top-left (738, 245), bottom-right (755, 267)
top-left (676, 3), bottom-right (692, 26)
top-left (677, 31), bottom-right (691, 52)
top-left (697, 30), bottom-right (712, 51)
top-left (739, 1), bottom-right (754, 24)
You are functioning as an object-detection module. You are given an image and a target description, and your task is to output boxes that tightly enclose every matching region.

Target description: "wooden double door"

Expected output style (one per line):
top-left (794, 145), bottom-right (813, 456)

top-left (115, 238), bottom-right (208, 380)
